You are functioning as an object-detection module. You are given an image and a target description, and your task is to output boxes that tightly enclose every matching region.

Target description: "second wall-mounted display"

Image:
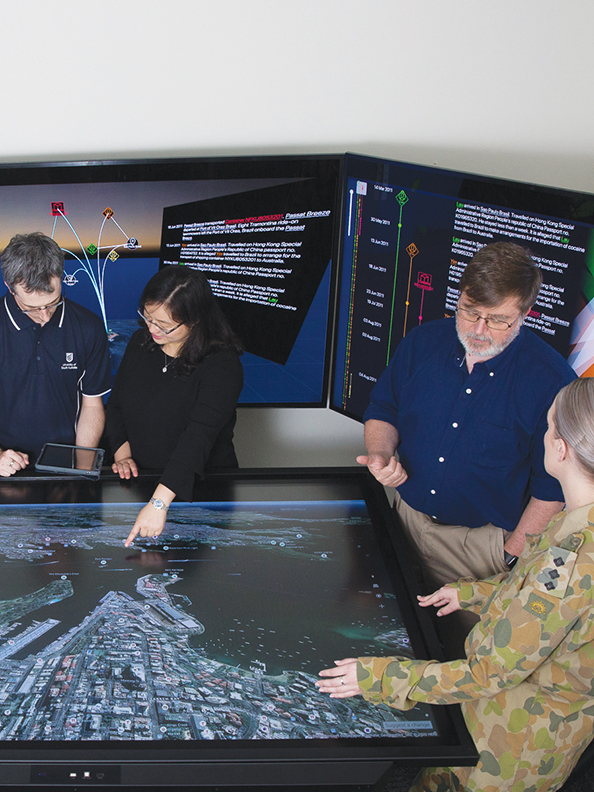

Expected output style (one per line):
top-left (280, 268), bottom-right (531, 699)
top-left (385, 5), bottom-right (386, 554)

top-left (331, 153), bottom-right (594, 421)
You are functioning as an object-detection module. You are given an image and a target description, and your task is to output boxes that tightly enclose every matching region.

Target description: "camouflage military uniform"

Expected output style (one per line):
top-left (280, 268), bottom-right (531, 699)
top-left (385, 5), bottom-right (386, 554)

top-left (358, 503), bottom-right (594, 792)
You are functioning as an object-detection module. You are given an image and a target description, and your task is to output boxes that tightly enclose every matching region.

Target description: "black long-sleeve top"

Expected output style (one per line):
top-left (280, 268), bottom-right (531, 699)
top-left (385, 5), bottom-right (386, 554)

top-left (106, 330), bottom-right (243, 500)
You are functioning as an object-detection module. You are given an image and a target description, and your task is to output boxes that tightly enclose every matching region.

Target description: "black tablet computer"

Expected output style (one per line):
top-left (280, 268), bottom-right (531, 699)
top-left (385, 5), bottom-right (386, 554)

top-left (35, 443), bottom-right (104, 479)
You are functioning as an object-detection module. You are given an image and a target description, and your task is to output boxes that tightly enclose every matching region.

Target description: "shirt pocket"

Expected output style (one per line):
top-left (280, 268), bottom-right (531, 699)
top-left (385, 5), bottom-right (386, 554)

top-left (474, 418), bottom-right (523, 471)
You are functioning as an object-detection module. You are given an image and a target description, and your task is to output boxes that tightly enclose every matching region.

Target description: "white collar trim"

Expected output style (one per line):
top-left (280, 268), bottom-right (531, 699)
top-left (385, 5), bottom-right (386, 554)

top-left (4, 296), bottom-right (21, 330)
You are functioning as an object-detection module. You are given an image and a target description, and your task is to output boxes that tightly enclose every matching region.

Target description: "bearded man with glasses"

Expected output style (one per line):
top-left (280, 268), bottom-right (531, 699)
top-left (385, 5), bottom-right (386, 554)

top-left (358, 241), bottom-right (576, 652)
top-left (0, 232), bottom-right (110, 476)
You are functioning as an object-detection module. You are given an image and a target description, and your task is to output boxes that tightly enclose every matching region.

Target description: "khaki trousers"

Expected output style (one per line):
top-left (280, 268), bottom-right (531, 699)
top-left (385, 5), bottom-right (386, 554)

top-left (394, 492), bottom-right (510, 591)
top-left (394, 493), bottom-right (510, 659)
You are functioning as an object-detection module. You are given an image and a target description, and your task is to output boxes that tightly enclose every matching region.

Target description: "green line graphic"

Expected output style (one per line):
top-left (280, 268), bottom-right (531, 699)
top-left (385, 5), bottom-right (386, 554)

top-left (386, 190), bottom-right (409, 363)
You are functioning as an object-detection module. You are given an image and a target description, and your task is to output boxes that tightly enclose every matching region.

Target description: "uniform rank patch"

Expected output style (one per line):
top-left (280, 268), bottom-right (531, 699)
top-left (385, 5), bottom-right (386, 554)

top-left (525, 592), bottom-right (555, 620)
top-left (534, 546), bottom-right (577, 599)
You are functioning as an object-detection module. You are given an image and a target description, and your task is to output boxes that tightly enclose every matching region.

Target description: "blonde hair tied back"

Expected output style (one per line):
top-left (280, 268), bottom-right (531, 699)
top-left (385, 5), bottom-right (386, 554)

top-left (554, 378), bottom-right (594, 480)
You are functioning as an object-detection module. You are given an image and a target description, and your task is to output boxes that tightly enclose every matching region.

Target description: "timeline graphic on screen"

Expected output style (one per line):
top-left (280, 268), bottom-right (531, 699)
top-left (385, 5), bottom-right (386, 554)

top-left (332, 153), bottom-right (594, 421)
top-left (0, 156), bottom-right (341, 406)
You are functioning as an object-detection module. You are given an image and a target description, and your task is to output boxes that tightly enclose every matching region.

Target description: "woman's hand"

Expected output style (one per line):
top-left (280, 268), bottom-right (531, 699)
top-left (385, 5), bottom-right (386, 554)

top-left (124, 502), bottom-right (167, 547)
top-left (417, 586), bottom-right (461, 616)
top-left (316, 658), bottom-right (362, 698)
top-left (112, 457), bottom-right (138, 479)
top-left (112, 442), bottom-right (138, 480)
top-left (124, 485), bottom-right (175, 547)
top-left (0, 449), bottom-right (28, 477)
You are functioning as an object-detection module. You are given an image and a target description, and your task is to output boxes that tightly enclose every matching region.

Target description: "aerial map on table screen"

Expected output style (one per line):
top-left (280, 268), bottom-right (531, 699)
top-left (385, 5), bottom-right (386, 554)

top-left (0, 500), bottom-right (438, 742)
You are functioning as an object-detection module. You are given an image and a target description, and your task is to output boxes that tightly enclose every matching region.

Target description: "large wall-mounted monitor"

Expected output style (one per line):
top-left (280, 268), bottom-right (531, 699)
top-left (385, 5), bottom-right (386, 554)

top-left (0, 156), bottom-right (342, 407)
top-left (331, 153), bottom-right (594, 421)
top-left (0, 469), bottom-right (476, 787)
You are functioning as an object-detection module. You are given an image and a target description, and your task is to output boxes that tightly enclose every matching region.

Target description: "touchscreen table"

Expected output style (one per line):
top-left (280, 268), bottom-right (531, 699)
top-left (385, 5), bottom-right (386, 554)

top-left (0, 469), bottom-right (476, 788)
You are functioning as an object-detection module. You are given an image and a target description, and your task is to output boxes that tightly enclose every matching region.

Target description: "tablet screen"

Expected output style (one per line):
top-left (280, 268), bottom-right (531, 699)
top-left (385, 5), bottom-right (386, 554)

top-left (36, 444), bottom-right (102, 473)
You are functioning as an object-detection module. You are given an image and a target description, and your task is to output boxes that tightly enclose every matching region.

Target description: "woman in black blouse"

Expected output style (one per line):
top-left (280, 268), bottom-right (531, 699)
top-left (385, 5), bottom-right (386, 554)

top-left (106, 266), bottom-right (243, 545)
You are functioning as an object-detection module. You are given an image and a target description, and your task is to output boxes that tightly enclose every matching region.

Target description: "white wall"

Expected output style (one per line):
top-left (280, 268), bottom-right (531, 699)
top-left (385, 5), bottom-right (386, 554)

top-left (2, 0), bottom-right (593, 467)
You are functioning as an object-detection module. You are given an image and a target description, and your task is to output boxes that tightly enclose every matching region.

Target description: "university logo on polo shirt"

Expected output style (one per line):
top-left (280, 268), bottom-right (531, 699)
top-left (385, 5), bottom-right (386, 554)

top-left (61, 352), bottom-right (78, 371)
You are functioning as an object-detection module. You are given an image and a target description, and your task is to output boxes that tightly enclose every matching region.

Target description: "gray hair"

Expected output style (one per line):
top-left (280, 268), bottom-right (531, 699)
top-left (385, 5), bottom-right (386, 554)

top-left (554, 378), bottom-right (594, 480)
top-left (1, 232), bottom-right (64, 293)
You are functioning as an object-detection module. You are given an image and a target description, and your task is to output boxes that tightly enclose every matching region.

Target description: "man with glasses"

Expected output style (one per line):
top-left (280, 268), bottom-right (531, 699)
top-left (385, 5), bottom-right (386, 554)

top-left (0, 232), bottom-right (110, 476)
top-left (358, 241), bottom-right (576, 597)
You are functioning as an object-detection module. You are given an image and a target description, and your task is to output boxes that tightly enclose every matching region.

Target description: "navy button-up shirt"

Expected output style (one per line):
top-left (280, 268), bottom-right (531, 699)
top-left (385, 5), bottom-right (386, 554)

top-left (364, 318), bottom-right (576, 531)
top-left (0, 293), bottom-right (111, 459)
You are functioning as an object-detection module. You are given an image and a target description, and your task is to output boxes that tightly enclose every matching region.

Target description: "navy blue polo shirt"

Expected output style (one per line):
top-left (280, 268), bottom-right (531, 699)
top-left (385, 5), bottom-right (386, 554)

top-left (364, 317), bottom-right (576, 532)
top-left (0, 294), bottom-right (111, 459)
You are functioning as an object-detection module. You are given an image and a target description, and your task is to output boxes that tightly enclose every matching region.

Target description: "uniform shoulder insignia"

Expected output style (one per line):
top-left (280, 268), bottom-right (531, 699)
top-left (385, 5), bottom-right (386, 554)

top-left (534, 545), bottom-right (577, 599)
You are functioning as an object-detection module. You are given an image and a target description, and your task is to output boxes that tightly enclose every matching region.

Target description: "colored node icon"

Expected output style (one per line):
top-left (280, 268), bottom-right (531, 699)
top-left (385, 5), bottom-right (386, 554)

top-left (49, 201), bottom-right (141, 334)
top-left (50, 201), bottom-right (66, 217)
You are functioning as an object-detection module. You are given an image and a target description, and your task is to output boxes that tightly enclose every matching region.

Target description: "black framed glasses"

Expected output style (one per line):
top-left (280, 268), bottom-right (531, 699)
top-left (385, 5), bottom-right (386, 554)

top-left (137, 309), bottom-right (183, 335)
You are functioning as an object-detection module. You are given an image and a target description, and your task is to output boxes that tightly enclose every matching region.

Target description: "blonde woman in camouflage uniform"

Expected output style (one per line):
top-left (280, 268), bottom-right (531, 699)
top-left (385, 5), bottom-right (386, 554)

top-left (317, 377), bottom-right (594, 792)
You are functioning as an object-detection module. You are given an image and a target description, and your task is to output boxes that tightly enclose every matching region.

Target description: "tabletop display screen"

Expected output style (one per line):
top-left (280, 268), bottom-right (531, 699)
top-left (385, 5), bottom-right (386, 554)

top-left (0, 156), bottom-right (342, 407)
top-left (0, 470), bottom-right (475, 786)
top-left (332, 153), bottom-right (594, 421)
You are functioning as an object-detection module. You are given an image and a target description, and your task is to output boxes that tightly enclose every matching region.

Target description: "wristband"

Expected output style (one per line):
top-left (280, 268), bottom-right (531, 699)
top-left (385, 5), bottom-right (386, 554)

top-left (503, 550), bottom-right (518, 568)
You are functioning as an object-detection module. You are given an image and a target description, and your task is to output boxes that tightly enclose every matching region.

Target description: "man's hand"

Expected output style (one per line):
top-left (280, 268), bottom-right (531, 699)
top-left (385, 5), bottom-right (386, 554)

top-left (316, 658), bottom-right (362, 699)
top-left (357, 453), bottom-right (408, 487)
top-left (417, 586), bottom-right (461, 617)
top-left (112, 457), bottom-right (138, 480)
top-left (125, 502), bottom-right (167, 547)
top-left (359, 420), bottom-right (406, 487)
top-left (0, 449), bottom-right (29, 477)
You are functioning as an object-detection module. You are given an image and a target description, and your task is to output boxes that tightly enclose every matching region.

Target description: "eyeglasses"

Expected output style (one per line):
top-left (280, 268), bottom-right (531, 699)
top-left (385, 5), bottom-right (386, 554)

top-left (137, 309), bottom-right (183, 335)
top-left (12, 291), bottom-right (64, 315)
top-left (456, 305), bottom-right (522, 331)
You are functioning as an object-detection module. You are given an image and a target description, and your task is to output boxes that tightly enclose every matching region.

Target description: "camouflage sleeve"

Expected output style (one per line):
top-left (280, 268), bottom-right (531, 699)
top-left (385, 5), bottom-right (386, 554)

top-left (453, 573), bottom-right (509, 615)
top-left (358, 563), bottom-right (583, 709)
top-left (357, 656), bottom-right (438, 710)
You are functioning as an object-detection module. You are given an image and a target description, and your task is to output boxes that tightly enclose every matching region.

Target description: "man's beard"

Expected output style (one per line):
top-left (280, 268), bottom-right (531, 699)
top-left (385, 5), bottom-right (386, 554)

top-left (456, 317), bottom-right (522, 359)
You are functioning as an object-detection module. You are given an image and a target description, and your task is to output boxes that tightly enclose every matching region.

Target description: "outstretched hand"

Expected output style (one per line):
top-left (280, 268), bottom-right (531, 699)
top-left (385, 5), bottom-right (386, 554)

top-left (125, 503), bottom-right (167, 547)
top-left (356, 453), bottom-right (408, 488)
top-left (417, 586), bottom-right (461, 617)
top-left (316, 658), bottom-right (362, 698)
